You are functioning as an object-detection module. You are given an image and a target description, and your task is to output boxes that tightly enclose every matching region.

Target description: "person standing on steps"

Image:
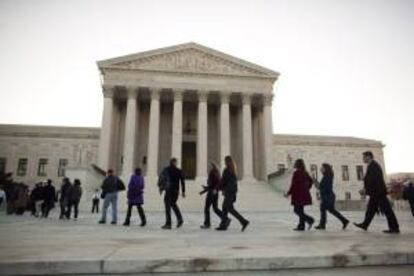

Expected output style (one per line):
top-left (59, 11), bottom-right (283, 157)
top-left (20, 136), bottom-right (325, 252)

top-left (159, 158), bottom-right (185, 230)
top-left (41, 179), bottom-right (56, 218)
top-left (216, 156), bottom-right (249, 232)
top-left (284, 159), bottom-right (315, 231)
top-left (67, 179), bottom-right (82, 220)
top-left (91, 189), bottom-right (100, 213)
top-left (200, 162), bottom-right (223, 229)
top-left (354, 151), bottom-right (400, 234)
top-left (402, 180), bottom-right (414, 217)
top-left (58, 178), bottom-right (71, 219)
top-left (99, 169), bottom-right (121, 225)
top-left (313, 163), bottom-right (349, 230)
top-left (123, 168), bottom-right (146, 227)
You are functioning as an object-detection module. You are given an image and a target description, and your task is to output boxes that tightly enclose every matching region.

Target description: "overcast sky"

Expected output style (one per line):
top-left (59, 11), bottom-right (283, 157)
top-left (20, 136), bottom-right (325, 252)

top-left (0, 0), bottom-right (413, 173)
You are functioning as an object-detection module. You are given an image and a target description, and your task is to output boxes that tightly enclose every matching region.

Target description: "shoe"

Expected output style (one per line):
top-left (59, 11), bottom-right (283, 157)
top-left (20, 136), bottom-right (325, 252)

top-left (342, 220), bottom-right (349, 230)
top-left (140, 221), bottom-right (146, 227)
top-left (123, 221), bottom-right (130, 226)
top-left (353, 222), bottom-right (367, 231)
top-left (315, 225), bottom-right (325, 230)
top-left (110, 221), bottom-right (117, 225)
top-left (293, 227), bottom-right (305, 231)
top-left (383, 229), bottom-right (400, 234)
top-left (177, 220), bottom-right (183, 228)
top-left (161, 224), bottom-right (172, 230)
top-left (241, 220), bottom-right (249, 232)
top-left (215, 226), bottom-right (227, 231)
top-left (98, 220), bottom-right (106, 224)
top-left (308, 219), bottom-right (314, 230)
top-left (225, 218), bottom-right (232, 228)
top-left (200, 225), bottom-right (210, 229)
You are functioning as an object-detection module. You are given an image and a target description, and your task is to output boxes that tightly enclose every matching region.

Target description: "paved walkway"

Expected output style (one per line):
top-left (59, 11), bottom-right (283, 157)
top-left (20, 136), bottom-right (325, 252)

top-left (0, 210), bottom-right (413, 275)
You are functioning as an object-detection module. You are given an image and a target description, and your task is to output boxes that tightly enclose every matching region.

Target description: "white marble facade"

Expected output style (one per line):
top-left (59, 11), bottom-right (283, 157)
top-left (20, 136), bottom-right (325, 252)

top-left (0, 43), bottom-right (387, 201)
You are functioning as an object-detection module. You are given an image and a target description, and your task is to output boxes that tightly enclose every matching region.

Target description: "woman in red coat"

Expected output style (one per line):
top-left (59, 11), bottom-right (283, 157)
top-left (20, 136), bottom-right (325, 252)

top-left (285, 159), bottom-right (315, 231)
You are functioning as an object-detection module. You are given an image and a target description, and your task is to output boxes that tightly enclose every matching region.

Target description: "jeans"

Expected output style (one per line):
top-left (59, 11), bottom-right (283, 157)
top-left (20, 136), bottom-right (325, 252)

top-left (164, 191), bottom-right (182, 226)
top-left (203, 191), bottom-right (223, 226)
top-left (220, 193), bottom-right (248, 227)
top-left (293, 205), bottom-right (314, 229)
top-left (101, 192), bottom-right (118, 223)
top-left (124, 203), bottom-right (146, 224)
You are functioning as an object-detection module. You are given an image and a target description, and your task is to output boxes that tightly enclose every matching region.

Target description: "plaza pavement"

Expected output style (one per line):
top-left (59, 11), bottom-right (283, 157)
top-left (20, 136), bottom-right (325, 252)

top-left (0, 208), bottom-right (413, 275)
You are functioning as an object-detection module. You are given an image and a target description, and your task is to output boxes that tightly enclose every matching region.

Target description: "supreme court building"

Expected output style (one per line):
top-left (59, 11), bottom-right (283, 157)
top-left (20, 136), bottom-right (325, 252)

top-left (0, 43), bottom-right (386, 202)
top-left (97, 42), bottom-right (277, 181)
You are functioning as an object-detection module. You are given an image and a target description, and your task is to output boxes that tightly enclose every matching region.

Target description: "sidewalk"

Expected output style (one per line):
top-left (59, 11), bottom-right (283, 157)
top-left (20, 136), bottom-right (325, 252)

top-left (0, 210), bottom-right (413, 275)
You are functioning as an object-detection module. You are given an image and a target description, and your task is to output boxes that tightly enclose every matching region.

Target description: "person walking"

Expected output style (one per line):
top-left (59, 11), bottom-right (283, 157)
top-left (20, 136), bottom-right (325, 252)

top-left (91, 189), bottom-right (100, 213)
top-left (30, 182), bottom-right (44, 217)
top-left (216, 156), bottom-right (249, 231)
top-left (160, 158), bottom-right (185, 229)
top-left (59, 178), bottom-right (71, 219)
top-left (200, 162), bottom-right (223, 229)
top-left (314, 163), bottom-right (349, 230)
top-left (123, 168), bottom-right (146, 227)
top-left (99, 169), bottom-right (121, 225)
top-left (285, 159), bottom-right (315, 231)
top-left (67, 179), bottom-right (82, 220)
top-left (41, 179), bottom-right (56, 218)
top-left (403, 181), bottom-right (414, 217)
top-left (354, 151), bottom-right (400, 234)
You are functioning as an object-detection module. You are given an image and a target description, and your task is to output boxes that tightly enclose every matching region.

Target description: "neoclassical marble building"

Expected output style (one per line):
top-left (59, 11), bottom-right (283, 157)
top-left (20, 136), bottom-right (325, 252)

top-left (97, 43), bottom-right (277, 182)
top-left (0, 43), bottom-right (386, 202)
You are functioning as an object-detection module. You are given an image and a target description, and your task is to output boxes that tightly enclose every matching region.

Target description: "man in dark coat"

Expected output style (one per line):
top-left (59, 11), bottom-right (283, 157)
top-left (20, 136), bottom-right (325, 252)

top-left (30, 182), bottom-right (44, 217)
top-left (59, 178), bottom-right (71, 219)
top-left (42, 179), bottom-right (56, 218)
top-left (354, 151), bottom-right (400, 234)
top-left (160, 158), bottom-right (185, 229)
top-left (99, 169), bottom-right (120, 224)
top-left (403, 181), bottom-right (414, 217)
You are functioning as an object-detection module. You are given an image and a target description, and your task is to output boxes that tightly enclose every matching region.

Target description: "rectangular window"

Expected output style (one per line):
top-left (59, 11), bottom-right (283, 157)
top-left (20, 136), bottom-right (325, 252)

top-left (310, 164), bottom-right (318, 180)
top-left (342, 165), bottom-right (349, 181)
top-left (37, 158), bottom-right (48, 177)
top-left (17, 158), bottom-right (28, 176)
top-left (356, 165), bottom-right (364, 181)
top-left (277, 163), bottom-right (286, 172)
top-left (58, 159), bottom-right (68, 177)
top-left (0, 158), bottom-right (6, 175)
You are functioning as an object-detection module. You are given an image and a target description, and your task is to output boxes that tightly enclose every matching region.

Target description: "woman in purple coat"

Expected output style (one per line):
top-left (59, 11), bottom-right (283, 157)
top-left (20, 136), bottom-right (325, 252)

top-left (123, 168), bottom-right (146, 227)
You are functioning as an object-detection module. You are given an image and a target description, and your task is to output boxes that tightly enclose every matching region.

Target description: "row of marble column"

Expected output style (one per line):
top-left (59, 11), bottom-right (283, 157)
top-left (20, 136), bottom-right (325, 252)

top-left (98, 87), bottom-right (274, 180)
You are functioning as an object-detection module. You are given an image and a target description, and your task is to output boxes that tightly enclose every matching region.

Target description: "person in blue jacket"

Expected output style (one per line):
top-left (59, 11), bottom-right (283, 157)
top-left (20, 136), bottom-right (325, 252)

top-left (314, 163), bottom-right (349, 230)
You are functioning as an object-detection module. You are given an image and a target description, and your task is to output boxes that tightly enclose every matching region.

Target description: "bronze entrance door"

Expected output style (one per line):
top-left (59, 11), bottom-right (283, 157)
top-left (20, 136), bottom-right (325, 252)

top-left (181, 142), bottom-right (196, 179)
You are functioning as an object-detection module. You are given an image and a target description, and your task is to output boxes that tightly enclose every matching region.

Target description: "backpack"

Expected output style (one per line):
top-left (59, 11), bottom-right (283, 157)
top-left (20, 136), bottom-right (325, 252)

top-left (157, 168), bottom-right (170, 192)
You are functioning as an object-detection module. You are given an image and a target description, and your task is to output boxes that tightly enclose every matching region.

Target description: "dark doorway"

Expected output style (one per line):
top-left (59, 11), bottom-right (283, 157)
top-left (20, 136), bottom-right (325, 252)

top-left (182, 142), bottom-right (196, 179)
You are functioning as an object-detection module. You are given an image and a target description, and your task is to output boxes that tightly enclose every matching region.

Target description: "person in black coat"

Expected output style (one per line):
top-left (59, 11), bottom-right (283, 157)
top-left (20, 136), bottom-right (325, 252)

top-left (200, 162), bottom-right (223, 229)
top-left (216, 156), bottom-right (249, 231)
top-left (354, 151), bottom-right (400, 234)
top-left (314, 163), bottom-right (349, 230)
top-left (59, 178), bottom-right (71, 219)
top-left (402, 181), bottom-right (414, 217)
top-left (41, 179), bottom-right (56, 218)
top-left (66, 179), bottom-right (82, 220)
top-left (160, 158), bottom-right (185, 229)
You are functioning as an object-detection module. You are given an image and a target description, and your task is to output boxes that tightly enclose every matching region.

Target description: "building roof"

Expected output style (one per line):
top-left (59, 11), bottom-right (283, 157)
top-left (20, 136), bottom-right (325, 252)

top-left (273, 134), bottom-right (384, 148)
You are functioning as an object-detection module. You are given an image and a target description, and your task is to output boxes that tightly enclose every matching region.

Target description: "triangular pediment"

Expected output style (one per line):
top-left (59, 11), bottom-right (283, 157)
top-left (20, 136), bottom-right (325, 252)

top-left (98, 43), bottom-right (279, 79)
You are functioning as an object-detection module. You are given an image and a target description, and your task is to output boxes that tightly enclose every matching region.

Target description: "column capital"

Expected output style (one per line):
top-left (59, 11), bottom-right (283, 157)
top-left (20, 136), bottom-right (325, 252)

top-left (102, 85), bottom-right (115, 98)
top-left (220, 93), bottom-right (230, 104)
top-left (125, 86), bottom-right (138, 99)
top-left (150, 88), bottom-right (161, 100)
top-left (197, 90), bottom-right (209, 102)
top-left (263, 94), bottom-right (274, 106)
top-left (173, 90), bottom-right (184, 101)
top-left (242, 94), bottom-right (252, 105)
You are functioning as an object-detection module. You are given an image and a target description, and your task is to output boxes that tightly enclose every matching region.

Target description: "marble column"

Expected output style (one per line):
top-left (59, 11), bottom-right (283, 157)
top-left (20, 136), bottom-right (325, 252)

top-left (122, 87), bottom-right (138, 176)
top-left (262, 94), bottom-right (274, 179)
top-left (242, 94), bottom-right (254, 180)
top-left (171, 90), bottom-right (183, 167)
top-left (196, 91), bottom-right (208, 181)
top-left (220, 93), bottom-right (231, 169)
top-left (146, 89), bottom-right (161, 178)
top-left (98, 85), bottom-right (114, 171)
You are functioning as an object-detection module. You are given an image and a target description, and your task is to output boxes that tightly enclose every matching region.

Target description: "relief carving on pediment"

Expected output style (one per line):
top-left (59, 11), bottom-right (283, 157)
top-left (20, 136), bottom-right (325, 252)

top-left (112, 49), bottom-right (266, 76)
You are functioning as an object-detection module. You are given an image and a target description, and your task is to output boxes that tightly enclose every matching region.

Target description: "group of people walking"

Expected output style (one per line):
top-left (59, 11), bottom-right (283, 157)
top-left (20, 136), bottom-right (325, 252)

top-left (284, 151), bottom-right (400, 234)
top-left (98, 156), bottom-right (250, 231)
